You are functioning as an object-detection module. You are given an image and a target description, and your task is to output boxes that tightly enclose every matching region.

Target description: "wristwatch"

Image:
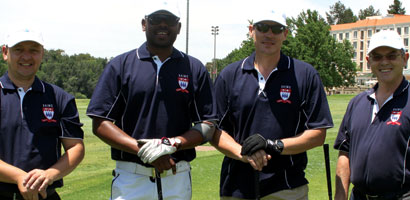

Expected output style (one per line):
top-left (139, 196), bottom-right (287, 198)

top-left (267, 139), bottom-right (284, 154)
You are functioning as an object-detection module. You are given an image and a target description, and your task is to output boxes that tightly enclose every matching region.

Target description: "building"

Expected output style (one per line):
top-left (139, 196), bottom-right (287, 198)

top-left (330, 14), bottom-right (410, 84)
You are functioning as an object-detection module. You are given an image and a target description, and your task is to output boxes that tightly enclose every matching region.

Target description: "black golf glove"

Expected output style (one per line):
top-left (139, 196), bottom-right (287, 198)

top-left (241, 134), bottom-right (284, 156)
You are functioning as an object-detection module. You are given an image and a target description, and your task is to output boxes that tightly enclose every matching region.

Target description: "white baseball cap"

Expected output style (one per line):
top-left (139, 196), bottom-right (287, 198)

top-left (367, 30), bottom-right (404, 54)
top-left (146, 0), bottom-right (181, 18)
top-left (5, 27), bottom-right (44, 48)
top-left (253, 10), bottom-right (287, 27)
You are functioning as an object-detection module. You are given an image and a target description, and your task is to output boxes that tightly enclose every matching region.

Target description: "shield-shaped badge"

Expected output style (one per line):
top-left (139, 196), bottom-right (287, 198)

top-left (176, 75), bottom-right (189, 93)
top-left (277, 86), bottom-right (292, 104)
top-left (42, 105), bottom-right (57, 123)
top-left (387, 110), bottom-right (402, 125)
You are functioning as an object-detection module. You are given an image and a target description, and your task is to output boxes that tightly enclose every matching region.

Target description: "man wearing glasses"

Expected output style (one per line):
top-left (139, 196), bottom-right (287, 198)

top-left (211, 11), bottom-right (333, 199)
top-left (334, 31), bottom-right (410, 200)
top-left (87, 3), bottom-right (216, 200)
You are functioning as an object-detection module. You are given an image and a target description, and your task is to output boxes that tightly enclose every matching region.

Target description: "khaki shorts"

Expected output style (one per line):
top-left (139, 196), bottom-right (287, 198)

top-left (221, 184), bottom-right (308, 200)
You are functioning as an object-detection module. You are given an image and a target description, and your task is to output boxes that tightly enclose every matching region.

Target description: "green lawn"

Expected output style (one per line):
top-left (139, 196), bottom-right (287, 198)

top-left (56, 94), bottom-right (355, 199)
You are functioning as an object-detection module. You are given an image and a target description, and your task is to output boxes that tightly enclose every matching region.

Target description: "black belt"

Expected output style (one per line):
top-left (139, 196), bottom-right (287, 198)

top-left (353, 187), bottom-right (410, 200)
top-left (0, 188), bottom-right (56, 200)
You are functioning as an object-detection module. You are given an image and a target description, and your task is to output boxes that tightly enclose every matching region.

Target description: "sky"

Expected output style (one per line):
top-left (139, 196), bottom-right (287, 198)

top-left (1, 0), bottom-right (409, 64)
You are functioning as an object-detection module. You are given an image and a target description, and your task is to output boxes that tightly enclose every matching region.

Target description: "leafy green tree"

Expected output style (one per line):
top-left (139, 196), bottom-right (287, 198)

top-left (37, 49), bottom-right (106, 99)
top-left (326, 1), bottom-right (358, 24)
top-left (387, 0), bottom-right (406, 14)
top-left (0, 48), bottom-right (8, 75)
top-left (284, 9), bottom-right (356, 88)
top-left (217, 10), bottom-right (356, 89)
top-left (359, 5), bottom-right (381, 20)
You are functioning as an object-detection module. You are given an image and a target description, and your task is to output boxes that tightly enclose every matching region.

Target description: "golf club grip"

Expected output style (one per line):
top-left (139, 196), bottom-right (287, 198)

top-left (155, 169), bottom-right (163, 200)
top-left (254, 170), bottom-right (260, 200)
top-left (323, 144), bottom-right (332, 200)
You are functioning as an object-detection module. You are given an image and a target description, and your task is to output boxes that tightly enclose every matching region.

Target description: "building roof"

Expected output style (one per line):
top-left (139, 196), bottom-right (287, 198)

top-left (331, 14), bottom-right (410, 31)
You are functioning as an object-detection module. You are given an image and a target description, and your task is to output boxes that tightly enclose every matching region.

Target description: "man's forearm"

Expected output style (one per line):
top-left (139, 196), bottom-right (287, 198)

top-left (335, 151), bottom-right (350, 200)
top-left (280, 128), bottom-right (326, 155)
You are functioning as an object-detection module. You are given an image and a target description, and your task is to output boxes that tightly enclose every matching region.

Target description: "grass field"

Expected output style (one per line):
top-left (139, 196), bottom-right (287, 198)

top-left (56, 94), bottom-right (355, 199)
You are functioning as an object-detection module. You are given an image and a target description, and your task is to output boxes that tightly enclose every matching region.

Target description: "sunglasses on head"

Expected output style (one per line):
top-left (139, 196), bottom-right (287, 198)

top-left (254, 23), bottom-right (285, 34)
top-left (146, 14), bottom-right (180, 26)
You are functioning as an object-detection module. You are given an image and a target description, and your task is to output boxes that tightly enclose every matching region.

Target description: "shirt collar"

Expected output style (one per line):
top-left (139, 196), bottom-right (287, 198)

top-left (367, 76), bottom-right (410, 98)
top-left (0, 72), bottom-right (45, 93)
top-left (136, 42), bottom-right (185, 60)
top-left (242, 51), bottom-right (291, 71)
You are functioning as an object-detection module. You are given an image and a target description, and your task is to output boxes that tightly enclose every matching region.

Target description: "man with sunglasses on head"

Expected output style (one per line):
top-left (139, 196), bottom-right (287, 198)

top-left (210, 11), bottom-right (333, 199)
top-left (334, 31), bottom-right (410, 200)
top-left (86, 2), bottom-right (217, 200)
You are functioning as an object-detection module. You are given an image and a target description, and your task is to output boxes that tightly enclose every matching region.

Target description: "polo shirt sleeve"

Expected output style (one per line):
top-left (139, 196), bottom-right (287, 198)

top-left (191, 58), bottom-right (217, 122)
top-left (60, 98), bottom-right (84, 139)
top-left (214, 70), bottom-right (234, 134)
top-left (303, 73), bottom-right (334, 129)
top-left (334, 101), bottom-right (353, 152)
top-left (52, 85), bottom-right (84, 139)
top-left (86, 58), bottom-right (125, 122)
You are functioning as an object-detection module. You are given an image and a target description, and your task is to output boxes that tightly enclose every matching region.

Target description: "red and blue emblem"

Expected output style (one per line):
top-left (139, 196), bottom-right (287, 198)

top-left (176, 74), bottom-right (189, 93)
top-left (277, 85), bottom-right (292, 104)
top-left (387, 110), bottom-right (402, 126)
top-left (42, 104), bottom-right (57, 123)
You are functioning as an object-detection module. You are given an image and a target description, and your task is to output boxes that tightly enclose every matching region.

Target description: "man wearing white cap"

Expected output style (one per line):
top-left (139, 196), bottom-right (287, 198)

top-left (0, 28), bottom-right (85, 200)
top-left (211, 10), bottom-right (333, 199)
top-left (334, 31), bottom-right (410, 200)
top-left (87, 1), bottom-right (217, 199)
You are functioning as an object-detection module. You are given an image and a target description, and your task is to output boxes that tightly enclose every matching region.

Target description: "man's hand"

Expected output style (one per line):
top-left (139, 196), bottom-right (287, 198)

top-left (151, 155), bottom-right (177, 174)
top-left (241, 134), bottom-right (267, 156)
top-left (137, 137), bottom-right (178, 164)
top-left (241, 134), bottom-right (283, 156)
top-left (16, 173), bottom-right (47, 200)
top-left (23, 169), bottom-right (53, 199)
top-left (244, 149), bottom-right (271, 171)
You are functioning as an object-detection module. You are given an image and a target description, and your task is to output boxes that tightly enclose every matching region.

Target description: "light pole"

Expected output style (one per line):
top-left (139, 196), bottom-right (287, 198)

top-left (211, 26), bottom-right (219, 81)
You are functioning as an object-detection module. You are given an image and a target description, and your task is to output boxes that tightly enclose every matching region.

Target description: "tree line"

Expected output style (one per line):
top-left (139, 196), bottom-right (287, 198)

top-left (214, 0), bottom-right (406, 89)
top-left (1, 0), bottom-right (407, 97)
top-left (0, 49), bottom-right (107, 99)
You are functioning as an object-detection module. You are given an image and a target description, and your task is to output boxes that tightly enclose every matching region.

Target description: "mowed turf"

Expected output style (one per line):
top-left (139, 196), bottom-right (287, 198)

top-left (56, 95), bottom-right (355, 199)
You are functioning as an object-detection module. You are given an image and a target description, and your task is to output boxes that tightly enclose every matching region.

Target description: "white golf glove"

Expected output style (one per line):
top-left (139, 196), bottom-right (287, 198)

top-left (137, 137), bottom-right (179, 164)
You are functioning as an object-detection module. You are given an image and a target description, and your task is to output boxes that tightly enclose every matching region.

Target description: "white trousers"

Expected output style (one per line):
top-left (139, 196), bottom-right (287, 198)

top-left (110, 161), bottom-right (192, 200)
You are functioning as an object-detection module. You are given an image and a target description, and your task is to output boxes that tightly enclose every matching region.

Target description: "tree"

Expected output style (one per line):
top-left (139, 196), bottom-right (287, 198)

top-left (284, 9), bottom-right (356, 88)
top-left (387, 0), bottom-right (406, 14)
top-left (326, 1), bottom-right (358, 25)
top-left (359, 5), bottom-right (381, 20)
top-left (216, 10), bottom-right (356, 89)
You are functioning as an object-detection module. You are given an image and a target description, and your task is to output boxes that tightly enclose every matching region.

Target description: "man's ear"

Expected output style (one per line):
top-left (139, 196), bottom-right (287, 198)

top-left (2, 45), bottom-right (8, 61)
top-left (142, 19), bottom-right (147, 32)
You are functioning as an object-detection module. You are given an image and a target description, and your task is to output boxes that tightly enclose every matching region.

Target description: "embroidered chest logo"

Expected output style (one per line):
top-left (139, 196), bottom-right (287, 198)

top-left (276, 85), bottom-right (292, 104)
top-left (387, 109), bottom-right (402, 126)
top-left (42, 104), bottom-right (57, 123)
top-left (176, 74), bottom-right (189, 93)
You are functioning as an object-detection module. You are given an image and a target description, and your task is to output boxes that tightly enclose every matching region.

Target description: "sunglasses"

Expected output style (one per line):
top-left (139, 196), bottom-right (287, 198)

top-left (146, 14), bottom-right (180, 26)
top-left (370, 53), bottom-right (402, 62)
top-left (254, 23), bottom-right (285, 34)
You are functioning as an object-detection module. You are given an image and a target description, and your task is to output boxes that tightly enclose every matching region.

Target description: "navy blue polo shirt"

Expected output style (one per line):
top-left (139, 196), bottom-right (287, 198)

top-left (215, 52), bottom-right (333, 198)
top-left (86, 42), bottom-right (216, 166)
top-left (0, 73), bottom-right (84, 192)
top-left (334, 78), bottom-right (410, 195)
